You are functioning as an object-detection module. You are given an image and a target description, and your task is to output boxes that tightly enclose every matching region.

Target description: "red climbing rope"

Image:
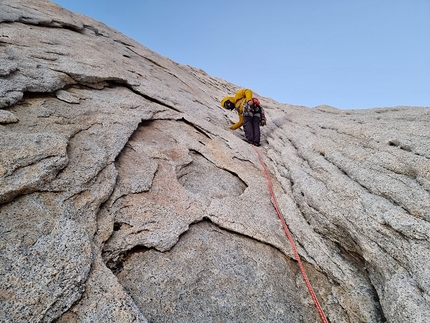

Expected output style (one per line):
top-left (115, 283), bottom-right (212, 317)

top-left (252, 146), bottom-right (329, 323)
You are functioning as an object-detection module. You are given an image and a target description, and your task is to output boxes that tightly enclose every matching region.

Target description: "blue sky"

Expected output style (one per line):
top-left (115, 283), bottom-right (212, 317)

top-left (52, 0), bottom-right (430, 110)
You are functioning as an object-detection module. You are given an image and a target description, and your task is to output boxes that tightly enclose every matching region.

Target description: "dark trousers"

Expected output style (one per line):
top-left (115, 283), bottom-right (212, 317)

top-left (243, 116), bottom-right (261, 144)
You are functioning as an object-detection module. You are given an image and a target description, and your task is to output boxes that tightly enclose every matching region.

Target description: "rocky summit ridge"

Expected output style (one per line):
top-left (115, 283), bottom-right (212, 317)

top-left (1, 1), bottom-right (429, 322)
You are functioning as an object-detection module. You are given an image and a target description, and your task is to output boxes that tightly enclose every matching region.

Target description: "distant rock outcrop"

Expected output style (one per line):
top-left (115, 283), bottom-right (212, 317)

top-left (1, 1), bottom-right (429, 322)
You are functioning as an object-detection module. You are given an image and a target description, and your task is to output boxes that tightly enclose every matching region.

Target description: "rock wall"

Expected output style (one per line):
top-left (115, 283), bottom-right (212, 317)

top-left (1, 1), bottom-right (429, 322)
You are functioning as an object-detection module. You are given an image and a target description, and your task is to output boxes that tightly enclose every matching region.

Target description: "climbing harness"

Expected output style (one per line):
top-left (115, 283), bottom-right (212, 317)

top-left (252, 145), bottom-right (329, 323)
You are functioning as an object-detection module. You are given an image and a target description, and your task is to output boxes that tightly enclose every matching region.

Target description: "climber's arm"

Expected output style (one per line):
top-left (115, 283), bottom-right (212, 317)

top-left (234, 89), bottom-right (252, 103)
top-left (230, 114), bottom-right (244, 130)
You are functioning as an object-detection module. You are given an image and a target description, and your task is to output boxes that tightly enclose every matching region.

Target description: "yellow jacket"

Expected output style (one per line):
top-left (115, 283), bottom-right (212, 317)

top-left (221, 89), bottom-right (253, 130)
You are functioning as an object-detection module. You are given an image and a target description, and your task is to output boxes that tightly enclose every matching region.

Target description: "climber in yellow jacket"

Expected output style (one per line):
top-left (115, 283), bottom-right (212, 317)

top-left (220, 89), bottom-right (253, 130)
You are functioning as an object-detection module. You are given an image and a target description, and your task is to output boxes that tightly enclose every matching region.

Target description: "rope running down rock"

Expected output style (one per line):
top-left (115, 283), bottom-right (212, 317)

top-left (252, 145), bottom-right (329, 323)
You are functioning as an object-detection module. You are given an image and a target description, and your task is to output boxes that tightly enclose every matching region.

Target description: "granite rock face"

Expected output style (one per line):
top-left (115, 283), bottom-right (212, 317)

top-left (1, 1), bottom-right (429, 322)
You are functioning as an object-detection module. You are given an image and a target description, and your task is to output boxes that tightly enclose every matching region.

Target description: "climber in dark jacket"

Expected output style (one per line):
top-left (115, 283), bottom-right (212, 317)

top-left (242, 98), bottom-right (266, 146)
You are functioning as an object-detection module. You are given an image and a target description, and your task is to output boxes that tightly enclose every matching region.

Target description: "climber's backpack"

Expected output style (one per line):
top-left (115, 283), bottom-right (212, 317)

top-left (243, 102), bottom-right (261, 116)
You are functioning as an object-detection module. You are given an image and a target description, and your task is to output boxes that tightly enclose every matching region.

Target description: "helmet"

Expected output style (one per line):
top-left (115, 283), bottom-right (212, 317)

top-left (223, 100), bottom-right (235, 110)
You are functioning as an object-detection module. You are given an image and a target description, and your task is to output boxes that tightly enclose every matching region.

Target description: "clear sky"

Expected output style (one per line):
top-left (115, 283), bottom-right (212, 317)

top-left (51, 0), bottom-right (430, 110)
